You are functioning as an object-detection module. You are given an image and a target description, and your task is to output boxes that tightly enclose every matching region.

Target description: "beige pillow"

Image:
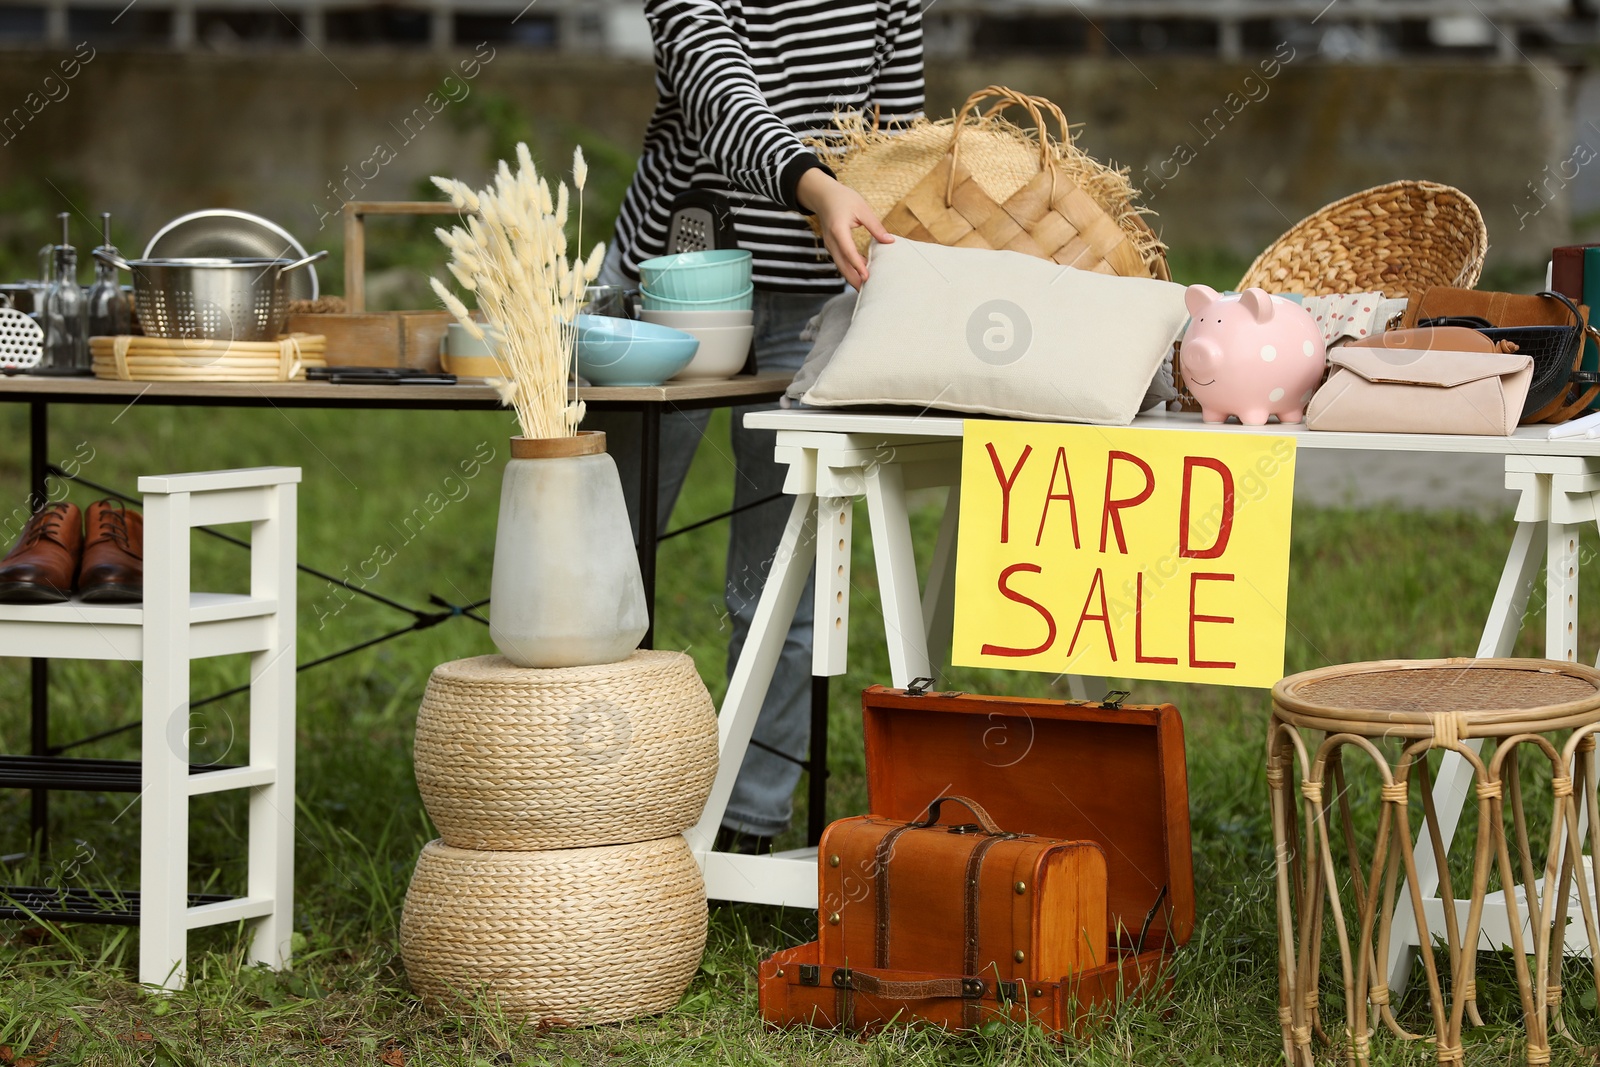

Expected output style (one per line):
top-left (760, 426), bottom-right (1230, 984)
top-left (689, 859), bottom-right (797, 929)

top-left (802, 240), bottom-right (1189, 425)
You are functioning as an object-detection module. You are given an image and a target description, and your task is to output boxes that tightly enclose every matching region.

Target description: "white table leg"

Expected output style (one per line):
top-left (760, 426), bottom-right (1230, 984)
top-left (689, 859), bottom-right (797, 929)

top-left (1386, 517), bottom-right (1544, 989)
top-left (921, 477), bottom-right (961, 677)
top-left (689, 493), bottom-right (818, 854)
top-left (813, 496), bottom-right (853, 678)
top-left (864, 461), bottom-right (930, 688)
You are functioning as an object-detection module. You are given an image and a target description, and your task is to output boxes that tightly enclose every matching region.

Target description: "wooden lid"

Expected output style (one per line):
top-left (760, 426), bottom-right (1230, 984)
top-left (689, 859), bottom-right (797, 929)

top-left (509, 431), bottom-right (607, 459)
top-left (860, 684), bottom-right (1194, 950)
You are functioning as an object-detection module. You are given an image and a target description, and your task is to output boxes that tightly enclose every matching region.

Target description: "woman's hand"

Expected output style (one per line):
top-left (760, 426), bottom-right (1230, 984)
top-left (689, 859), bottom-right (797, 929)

top-left (797, 168), bottom-right (893, 288)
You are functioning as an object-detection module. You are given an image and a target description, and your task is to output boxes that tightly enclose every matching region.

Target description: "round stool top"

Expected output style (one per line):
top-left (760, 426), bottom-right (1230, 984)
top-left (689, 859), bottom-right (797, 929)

top-left (1273, 658), bottom-right (1600, 739)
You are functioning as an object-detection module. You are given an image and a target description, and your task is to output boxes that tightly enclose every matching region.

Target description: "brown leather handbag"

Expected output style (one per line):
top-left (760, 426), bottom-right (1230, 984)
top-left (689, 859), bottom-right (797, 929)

top-left (759, 795), bottom-right (1109, 1033)
top-left (1401, 287), bottom-right (1600, 422)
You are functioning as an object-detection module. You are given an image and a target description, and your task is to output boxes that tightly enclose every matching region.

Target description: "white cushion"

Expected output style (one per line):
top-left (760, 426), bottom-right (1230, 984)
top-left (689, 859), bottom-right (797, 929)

top-left (802, 240), bottom-right (1189, 425)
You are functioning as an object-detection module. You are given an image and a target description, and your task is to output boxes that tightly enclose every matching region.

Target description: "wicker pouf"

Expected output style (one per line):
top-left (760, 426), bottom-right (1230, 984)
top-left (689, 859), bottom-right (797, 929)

top-left (1269, 658), bottom-right (1600, 1067)
top-left (414, 650), bottom-right (717, 849)
top-left (400, 835), bottom-right (707, 1024)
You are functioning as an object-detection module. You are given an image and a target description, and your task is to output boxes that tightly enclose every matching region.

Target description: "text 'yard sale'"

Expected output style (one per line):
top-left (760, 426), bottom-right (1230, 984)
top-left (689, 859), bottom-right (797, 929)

top-left (952, 422), bottom-right (1298, 688)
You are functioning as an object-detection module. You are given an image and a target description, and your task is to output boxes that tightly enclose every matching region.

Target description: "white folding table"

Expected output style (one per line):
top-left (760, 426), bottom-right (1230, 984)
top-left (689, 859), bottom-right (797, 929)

top-left (686, 407), bottom-right (1600, 990)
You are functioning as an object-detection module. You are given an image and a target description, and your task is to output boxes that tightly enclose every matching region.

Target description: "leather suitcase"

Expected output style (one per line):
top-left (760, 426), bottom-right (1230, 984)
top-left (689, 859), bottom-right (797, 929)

top-left (759, 683), bottom-right (1192, 1035)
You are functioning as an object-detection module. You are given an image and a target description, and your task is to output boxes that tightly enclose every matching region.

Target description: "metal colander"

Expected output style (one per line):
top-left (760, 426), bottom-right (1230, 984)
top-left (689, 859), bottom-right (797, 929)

top-left (94, 250), bottom-right (326, 342)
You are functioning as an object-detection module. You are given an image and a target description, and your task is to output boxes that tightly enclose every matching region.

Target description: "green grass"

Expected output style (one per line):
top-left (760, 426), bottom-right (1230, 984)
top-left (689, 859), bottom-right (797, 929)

top-left (0, 409), bottom-right (1597, 1064)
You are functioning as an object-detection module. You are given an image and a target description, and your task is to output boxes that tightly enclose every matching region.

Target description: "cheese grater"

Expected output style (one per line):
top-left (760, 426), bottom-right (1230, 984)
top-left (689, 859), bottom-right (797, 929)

top-left (665, 189), bottom-right (738, 253)
top-left (665, 189), bottom-right (755, 374)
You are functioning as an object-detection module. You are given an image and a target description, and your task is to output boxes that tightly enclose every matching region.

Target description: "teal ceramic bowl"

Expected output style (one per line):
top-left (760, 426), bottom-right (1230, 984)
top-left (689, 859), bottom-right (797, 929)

top-left (638, 249), bottom-right (753, 302)
top-left (640, 285), bottom-right (755, 313)
top-left (574, 314), bottom-right (699, 386)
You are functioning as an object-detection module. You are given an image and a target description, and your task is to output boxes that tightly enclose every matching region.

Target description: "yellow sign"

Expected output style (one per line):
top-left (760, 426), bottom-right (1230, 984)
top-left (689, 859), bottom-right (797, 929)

top-left (952, 421), bottom-right (1297, 688)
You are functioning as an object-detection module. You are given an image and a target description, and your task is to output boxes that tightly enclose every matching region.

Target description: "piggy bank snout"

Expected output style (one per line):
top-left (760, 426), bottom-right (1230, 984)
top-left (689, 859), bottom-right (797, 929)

top-left (1182, 336), bottom-right (1222, 377)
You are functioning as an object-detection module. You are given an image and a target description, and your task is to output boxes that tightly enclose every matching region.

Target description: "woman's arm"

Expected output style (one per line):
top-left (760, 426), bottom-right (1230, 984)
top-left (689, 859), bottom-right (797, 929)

top-left (645, 0), bottom-right (819, 210)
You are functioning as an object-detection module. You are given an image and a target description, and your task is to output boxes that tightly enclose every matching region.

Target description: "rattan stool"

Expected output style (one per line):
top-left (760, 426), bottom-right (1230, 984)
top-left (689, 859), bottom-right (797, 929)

top-left (1269, 658), bottom-right (1600, 1067)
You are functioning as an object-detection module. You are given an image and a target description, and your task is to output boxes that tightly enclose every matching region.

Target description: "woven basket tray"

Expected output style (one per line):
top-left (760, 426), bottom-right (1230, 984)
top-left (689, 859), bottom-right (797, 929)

top-left (414, 651), bottom-right (717, 850)
top-left (1236, 180), bottom-right (1486, 300)
top-left (400, 836), bottom-right (707, 1025)
top-left (90, 333), bottom-right (327, 382)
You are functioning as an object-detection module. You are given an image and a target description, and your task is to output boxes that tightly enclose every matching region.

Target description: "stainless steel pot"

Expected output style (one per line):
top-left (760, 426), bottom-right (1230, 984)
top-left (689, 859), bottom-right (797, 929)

top-left (93, 250), bottom-right (327, 342)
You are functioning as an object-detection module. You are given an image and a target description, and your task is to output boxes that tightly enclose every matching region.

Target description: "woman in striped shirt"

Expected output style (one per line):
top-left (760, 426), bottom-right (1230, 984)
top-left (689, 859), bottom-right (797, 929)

top-left (590, 0), bottom-right (924, 854)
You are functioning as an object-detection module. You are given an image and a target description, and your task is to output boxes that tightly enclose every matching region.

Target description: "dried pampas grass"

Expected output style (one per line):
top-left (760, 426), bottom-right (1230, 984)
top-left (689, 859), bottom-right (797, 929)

top-left (431, 145), bottom-right (602, 439)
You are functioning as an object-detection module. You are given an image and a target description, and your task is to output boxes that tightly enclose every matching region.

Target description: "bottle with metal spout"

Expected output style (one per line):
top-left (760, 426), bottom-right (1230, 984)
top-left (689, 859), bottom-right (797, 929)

top-left (86, 212), bottom-right (129, 339)
top-left (37, 213), bottom-right (89, 375)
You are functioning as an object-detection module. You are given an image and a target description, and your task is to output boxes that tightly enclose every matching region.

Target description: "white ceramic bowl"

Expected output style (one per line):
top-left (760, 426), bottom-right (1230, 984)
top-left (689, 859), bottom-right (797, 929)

top-left (640, 308), bottom-right (753, 330)
top-left (671, 324), bottom-right (754, 381)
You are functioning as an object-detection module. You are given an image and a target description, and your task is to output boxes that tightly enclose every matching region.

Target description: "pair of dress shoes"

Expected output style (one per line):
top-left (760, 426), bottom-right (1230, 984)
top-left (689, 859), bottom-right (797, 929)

top-left (0, 500), bottom-right (143, 604)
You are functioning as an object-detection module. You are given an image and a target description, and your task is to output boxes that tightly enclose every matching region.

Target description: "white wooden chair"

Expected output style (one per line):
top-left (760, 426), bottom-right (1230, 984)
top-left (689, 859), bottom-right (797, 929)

top-left (0, 466), bottom-right (299, 989)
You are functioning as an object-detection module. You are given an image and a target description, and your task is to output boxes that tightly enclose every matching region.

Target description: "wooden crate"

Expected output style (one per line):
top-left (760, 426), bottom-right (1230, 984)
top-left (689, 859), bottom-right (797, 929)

top-left (284, 310), bottom-right (451, 370)
top-left (290, 200), bottom-right (459, 369)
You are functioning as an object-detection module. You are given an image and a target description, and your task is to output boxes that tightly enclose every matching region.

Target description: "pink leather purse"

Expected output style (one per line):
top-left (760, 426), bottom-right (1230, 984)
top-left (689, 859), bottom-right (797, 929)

top-left (1305, 340), bottom-right (1533, 436)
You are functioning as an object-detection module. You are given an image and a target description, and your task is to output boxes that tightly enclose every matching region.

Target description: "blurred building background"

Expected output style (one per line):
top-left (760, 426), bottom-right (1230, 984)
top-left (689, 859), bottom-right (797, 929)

top-left (0, 0), bottom-right (1594, 304)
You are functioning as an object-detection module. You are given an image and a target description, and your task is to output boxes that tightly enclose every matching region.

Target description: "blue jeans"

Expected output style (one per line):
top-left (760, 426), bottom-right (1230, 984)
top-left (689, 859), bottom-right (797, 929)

top-left (587, 247), bottom-right (829, 838)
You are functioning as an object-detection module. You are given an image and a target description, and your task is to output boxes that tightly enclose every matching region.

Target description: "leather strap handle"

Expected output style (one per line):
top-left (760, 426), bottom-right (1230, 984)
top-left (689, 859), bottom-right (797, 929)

top-left (910, 795), bottom-right (1008, 836)
top-left (833, 969), bottom-right (987, 1000)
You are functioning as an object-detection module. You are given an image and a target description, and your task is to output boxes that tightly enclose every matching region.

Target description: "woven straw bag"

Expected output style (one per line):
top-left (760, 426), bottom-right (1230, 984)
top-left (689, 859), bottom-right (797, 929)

top-left (813, 85), bottom-right (1168, 280)
top-left (400, 836), bottom-right (706, 1024)
top-left (1236, 180), bottom-right (1487, 300)
top-left (414, 651), bottom-right (717, 851)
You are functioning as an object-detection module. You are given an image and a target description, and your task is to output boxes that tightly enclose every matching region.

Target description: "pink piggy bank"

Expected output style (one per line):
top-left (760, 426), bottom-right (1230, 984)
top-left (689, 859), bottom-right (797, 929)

top-left (1180, 285), bottom-right (1327, 426)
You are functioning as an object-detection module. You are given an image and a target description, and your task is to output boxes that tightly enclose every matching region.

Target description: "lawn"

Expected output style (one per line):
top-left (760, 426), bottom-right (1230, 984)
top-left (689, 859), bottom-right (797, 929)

top-left (0, 396), bottom-right (1596, 1066)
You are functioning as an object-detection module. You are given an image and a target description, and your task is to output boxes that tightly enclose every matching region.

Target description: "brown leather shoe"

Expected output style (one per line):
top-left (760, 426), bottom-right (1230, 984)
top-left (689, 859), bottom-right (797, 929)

top-left (0, 502), bottom-right (82, 603)
top-left (78, 499), bottom-right (142, 604)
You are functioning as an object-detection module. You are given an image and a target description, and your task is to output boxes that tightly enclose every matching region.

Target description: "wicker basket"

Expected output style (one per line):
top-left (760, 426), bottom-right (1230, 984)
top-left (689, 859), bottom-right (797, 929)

top-left (414, 651), bottom-right (717, 850)
top-left (1236, 180), bottom-right (1486, 300)
top-left (812, 85), bottom-right (1168, 279)
top-left (90, 333), bottom-right (326, 382)
top-left (400, 836), bottom-right (707, 1024)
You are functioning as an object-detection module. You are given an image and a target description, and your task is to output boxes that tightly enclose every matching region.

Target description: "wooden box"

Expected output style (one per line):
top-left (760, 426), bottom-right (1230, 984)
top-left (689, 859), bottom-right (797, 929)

top-left (758, 684), bottom-right (1192, 1035)
top-left (284, 310), bottom-right (450, 371)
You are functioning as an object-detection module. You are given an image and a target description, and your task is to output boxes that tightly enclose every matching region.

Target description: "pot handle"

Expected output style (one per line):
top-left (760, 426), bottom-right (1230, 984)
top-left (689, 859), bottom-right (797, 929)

top-left (280, 249), bottom-right (329, 274)
top-left (92, 248), bottom-right (135, 272)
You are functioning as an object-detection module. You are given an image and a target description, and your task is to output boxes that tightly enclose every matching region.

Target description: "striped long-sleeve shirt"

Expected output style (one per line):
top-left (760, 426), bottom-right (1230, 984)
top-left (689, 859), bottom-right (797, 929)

top-left (611, 0), bottom-right (925, 294)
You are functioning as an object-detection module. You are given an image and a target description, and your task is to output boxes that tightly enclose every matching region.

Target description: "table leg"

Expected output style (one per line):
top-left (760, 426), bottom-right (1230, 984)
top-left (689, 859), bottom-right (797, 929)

top-left (807, 675), bottom-right (828, 846)
top-left (1387, 517), bottom-right (1545, 990)
top-left (639, 405), bottom-right (660, 650)
top-left (864, 461), bottom-right (931, 687)
top-left (28, 400), bottom-right (47, 852)
top-left (690, 492), bottom-right (817, 856)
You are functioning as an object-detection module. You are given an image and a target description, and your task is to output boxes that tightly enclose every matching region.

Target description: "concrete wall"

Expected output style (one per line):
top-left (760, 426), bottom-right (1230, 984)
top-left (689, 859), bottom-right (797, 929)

top-left (0, 45), bottom-right (1569, 285)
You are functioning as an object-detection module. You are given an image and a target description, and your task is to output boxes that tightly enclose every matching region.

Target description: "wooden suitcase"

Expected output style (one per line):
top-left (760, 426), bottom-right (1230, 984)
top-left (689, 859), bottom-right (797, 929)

top-left (759, 683), bottom-right (1193, 1034)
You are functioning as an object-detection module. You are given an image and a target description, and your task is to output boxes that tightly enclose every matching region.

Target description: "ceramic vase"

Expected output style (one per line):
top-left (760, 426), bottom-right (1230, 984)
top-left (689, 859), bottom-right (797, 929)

top-left (489, 431), bottom-right (648, 668)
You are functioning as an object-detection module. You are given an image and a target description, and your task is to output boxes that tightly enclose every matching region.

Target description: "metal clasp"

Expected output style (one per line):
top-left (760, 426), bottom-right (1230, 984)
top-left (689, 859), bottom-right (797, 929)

top-left (1100, 690), bottom-right (1131, 710)
top-left (904, 677), bottom-right (935, 696)
top-left (798, 964), bottom-right (820, 986)
top-left (831, 968), bottom-right (853, 989)
top-left (960, 977), bottom-right (985, 998)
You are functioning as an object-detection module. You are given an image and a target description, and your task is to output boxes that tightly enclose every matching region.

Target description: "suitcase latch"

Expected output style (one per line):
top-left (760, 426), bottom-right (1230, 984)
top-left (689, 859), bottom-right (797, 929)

top-left (1099, 690), bottom-right (1131, 710)
top-left (996, 980), bottom-right (1019, 1004)
top-left (904, 676), bottom-right (935, 696)
top-left (798, 964), bottom-right (820, 986)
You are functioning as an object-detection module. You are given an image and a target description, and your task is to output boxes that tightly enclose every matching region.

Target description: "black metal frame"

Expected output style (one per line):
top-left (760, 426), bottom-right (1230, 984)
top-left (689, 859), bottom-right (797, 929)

top-left (0, 382), bottom-right (833, 922)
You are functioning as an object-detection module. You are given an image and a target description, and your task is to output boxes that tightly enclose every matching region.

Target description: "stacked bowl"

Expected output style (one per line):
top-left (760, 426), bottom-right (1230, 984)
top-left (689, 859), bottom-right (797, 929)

top-left (639, 250), bottom-right (754, 380)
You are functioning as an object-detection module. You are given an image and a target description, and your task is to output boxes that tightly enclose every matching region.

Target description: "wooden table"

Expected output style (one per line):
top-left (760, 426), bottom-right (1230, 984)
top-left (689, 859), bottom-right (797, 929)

top-left (0, 371), bottom-right (791, 854)
top-left (692, 406), bottom-right (1600, 998)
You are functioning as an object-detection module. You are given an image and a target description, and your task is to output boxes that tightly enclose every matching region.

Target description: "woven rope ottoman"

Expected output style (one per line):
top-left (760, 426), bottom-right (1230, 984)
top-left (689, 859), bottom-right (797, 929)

top-left (1269, 658), bottom-right (1600, 1067)
top-left (402, 650), bottom-right (716, 1024)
